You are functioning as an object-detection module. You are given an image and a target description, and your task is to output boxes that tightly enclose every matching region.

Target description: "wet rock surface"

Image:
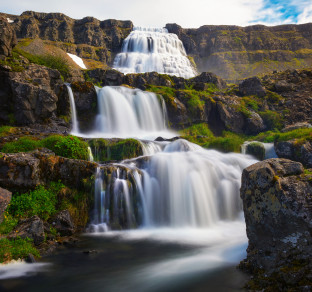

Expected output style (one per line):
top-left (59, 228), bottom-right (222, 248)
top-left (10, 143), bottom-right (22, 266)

top-left (240, 158), bottom-right (312, 290)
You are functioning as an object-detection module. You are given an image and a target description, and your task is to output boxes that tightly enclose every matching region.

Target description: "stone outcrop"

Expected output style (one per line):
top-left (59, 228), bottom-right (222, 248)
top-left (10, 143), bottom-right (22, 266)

top-left (239, 77), bottom-right (266, 97)
top-left (1, 11), bottom-right (133, 67)
top-left (0, 62), bottom-right (66, 127)
top-left (166, 23), bottom-right (312, 81)
top-left (9, 215), bottom-right (45, 245)
top-left (0, 187), bottom-right (12, 222)
top-left (240, 158), bottom-right (312, 289)
top-left (51, 210), bottom-right (76, 236)
top-left (244, 142), bottom-right (265, 160)
top-left (275, 140), bottom-right (312, 168)
top-left (0, 150), bottom-right (98, 191)
top-left (0, 16), bottom-right (17, 58)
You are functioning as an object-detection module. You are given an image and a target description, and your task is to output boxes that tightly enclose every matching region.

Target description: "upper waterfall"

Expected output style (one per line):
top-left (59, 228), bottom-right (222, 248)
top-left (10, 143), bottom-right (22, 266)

top-left (113, 27), bottom-right (197, 79)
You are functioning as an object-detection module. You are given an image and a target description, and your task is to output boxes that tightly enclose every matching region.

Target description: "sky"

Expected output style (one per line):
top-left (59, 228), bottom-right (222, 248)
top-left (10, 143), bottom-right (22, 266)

top-left (1, 0), bottom-right (312, 28)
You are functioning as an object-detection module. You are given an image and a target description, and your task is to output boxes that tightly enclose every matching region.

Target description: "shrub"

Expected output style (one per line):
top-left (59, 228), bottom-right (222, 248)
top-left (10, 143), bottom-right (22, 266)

top-left (41, 135), bottom-right (89, 160)
top-left (0, 237), bottom-right (39, 263)
top-left (0, 213), bottom-right (18, 235)
top-left (8, 185), bottom-right (58, 221)
top-left (259, 110), bottom-right (283, 130)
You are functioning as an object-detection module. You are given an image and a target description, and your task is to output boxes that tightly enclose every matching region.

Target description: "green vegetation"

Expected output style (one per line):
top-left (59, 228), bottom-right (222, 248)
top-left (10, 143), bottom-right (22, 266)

top-left (180, 123), bottom-right (245, 153)
top-left (88, 138), bottom-right (143, 161)
top-left (0, 213), bottom-right (18, 235)
top-left (0, 126), bottom-right (16, 137)
top-left (253, 128), bottom-right (312, 143)
top-left (259, 110), bottom-right (283, 130)
top-left (13, 47), bottom-right (70, 79)
top-left (0, 237), bottom-right (40, 263)
top-left (1, 135), bottom-right (89, 160)
top-left (7, 183), bottom-right (62, 221)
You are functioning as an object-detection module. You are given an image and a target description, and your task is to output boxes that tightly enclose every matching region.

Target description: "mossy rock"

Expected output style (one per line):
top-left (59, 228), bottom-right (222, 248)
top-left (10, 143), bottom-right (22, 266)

top-left (246, 142), bottom-right (266, 160)
top-left (88, 138), bottom-right (143, 162)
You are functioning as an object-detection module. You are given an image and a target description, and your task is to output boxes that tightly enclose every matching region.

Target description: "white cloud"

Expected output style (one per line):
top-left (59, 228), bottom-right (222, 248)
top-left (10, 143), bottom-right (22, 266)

top-left (297, 3), bottom-right (312, 23)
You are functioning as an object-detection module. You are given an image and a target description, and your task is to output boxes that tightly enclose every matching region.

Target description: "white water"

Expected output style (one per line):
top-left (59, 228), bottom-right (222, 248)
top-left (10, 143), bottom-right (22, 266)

top-left (113, 27), bottom-right (196, 79)
top-left (241, 141), bottom-right (277, 159)
top-left (91, 139), bottom-right (257, 229)
top-left (69, 85), bottom-right (176, 140)
top-left (65, 84), bottom-right (79, 134)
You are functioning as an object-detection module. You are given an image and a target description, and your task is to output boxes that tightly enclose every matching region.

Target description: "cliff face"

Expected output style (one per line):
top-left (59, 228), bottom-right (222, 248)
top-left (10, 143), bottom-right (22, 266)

top-left (1, 11), bottom-right (133, 67)
top-left (166, 23), bottom-right (312, 81)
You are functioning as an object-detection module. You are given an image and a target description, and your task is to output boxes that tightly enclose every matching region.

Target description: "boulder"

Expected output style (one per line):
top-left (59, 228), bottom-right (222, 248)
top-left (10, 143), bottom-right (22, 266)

top-left (244, 112), bottom-right (266, 135)
top-left (281, 122), bottom-right (312, 133)
top-left (239, 77), bottom-right (266, 97)
top-left (244, 142), bottom-right (265, 160)
top-left (0, 16), bottom-right (17, 58)
top-left (240, 158), bottom-right (312, 289)
top-left (0, 187), bottom-right (12, 222)
top-left (9, 215), bottom-right (45, 245)
top-left (188, 72), bottom-right (227, 90)
top-left (275, 140), bottom-right (312, 168)
top-left (51, 210), bottom-right (75, 236)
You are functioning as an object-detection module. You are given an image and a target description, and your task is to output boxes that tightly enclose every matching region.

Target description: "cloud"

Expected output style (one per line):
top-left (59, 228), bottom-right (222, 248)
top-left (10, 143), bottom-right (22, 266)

top-left (1, 0), bottom-right (311, 28)
top-left (297, 3), bottom-right (312, 23)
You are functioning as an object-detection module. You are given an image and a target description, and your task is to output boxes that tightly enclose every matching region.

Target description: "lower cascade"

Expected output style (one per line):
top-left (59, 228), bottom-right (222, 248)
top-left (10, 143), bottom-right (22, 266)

top-left (113, 27), bottom-right (197, 79)
top-left (89, 139), bottom-right (257, 231)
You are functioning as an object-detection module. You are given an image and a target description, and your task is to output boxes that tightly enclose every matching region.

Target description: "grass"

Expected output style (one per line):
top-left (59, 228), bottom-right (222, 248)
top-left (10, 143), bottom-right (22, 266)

top-left (13, 47), bottom-right (70, 79)
top-left (0, 237), bottom-right (40, 263)
top-left (1, 135), bottom-right (89, 160)
top-left (253, 128), bottom-right (312, 143)
top-left (180, 123), bottom-right (245, 153)
top-left (0, 126), bottom-right (17, 137)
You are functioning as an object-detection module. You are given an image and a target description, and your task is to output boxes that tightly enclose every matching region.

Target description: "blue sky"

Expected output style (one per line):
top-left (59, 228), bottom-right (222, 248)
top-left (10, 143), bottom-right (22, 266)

top-left (1, 0), bottom-right (312, 28)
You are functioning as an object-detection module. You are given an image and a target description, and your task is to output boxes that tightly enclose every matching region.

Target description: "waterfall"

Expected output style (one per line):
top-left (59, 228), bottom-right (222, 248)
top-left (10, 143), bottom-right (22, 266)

top-left (113, 27), bottom-right (197, 79)
top-left (90, 139), bottom-right (257, 230)
top-left (65, 84), bottom-right (79, 134)
top-left (92, 86), bottom-right (170, 138)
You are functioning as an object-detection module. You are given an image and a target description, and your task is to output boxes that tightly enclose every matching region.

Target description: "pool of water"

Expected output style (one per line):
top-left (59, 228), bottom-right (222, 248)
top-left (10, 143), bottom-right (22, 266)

top-left (0, 227), bottom-right (248, 292)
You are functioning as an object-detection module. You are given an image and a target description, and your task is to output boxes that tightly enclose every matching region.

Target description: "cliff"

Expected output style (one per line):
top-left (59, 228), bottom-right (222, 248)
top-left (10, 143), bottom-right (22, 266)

top-left (0, 11), bottom-right (133, 68)
top-left (166, 23), bottom-right (312, 81)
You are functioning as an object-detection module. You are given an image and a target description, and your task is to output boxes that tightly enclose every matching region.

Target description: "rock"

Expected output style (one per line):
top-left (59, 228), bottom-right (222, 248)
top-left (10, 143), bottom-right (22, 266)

top-left (9, 215), bottom-right (45, 245)
top-left (275, 140), bottom-right (312, 168)
top-left (51, 210), bottom-right (75, 236)
top-left (244, 112), bottom-right (266, 135)
top-left (0, 187), bottom-right (11, 222)
top-left (0, 150), bottom-right (98, 191)
top-left (240, 158), bottom-right (312, 289)
top-left (188, 72), bottom-right (227, 90)
top-left (245, 142), bottom-right (265, 160)
top-left (25, 253), bottom-right (36, 263)
top-left (239, 77), bottom-right (266, 97)
top-left (0, 16), bottom-right (17, 58)
top-left (281, 122), bottom-right (312, 133)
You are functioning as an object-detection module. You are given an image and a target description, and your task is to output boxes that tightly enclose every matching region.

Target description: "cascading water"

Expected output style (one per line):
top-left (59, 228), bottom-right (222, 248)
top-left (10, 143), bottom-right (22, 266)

top-left (65, 84), bottom-right (79, 133)
top-left (90, 139), bottom-right (257, 230)
top-left (113, 27), bottom-right (197, 79)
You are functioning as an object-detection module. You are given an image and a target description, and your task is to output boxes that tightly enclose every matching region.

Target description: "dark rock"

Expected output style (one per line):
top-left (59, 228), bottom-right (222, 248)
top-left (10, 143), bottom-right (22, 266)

top-left (51, 210), bottom-right (75, 236)
top-left (275, 140), bottom-right (312, 168)
top-left (0, 16), bottom-right (17, 58)
top-left (83, 250), bottom-right (98, 254)
top-left (240, 158), bottom-right (312, 289)
top-left (244, 112), bottom-right (266, 135)
top-left (188, 72), bottom-right (227, 89)
top-left (0, 187), bottom-right (11, 222)
top-left (9, 215), bottom-right (45, 245)
top-left (245, 142), bottom-right (265, 160)
top-left (25, 253), bottom-right (36, 263)
top-left (239, 77), bottom-right (266, 97)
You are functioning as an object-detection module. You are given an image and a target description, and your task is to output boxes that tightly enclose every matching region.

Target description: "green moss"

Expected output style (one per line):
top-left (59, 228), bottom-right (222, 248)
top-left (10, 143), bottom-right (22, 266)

top-left (253, 128), bottom-right (312, 143)
top-left (259, 110), bottom-right (284, 130)
top-left (1, 135), bottom-right (89, 160)
top-left (88, 138), bottom-right (143, 162)
top-left (266, 91), bottom-right (284, 104)
top-left (0, 213), bottom-right (18, 235)
top-left (0, 237), bottom-right (40, 263)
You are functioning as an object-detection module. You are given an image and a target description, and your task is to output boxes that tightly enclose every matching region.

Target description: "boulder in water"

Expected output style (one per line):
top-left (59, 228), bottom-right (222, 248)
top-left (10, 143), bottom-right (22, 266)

top-left (240, 158), bottom-right (312, 290)
top-left (245, 142), bottom-right (265, 160)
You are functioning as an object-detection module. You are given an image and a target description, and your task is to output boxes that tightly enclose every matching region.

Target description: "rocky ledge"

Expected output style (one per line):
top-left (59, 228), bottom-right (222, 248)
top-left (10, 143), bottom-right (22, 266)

top-left (240, 158), bottom-right (312, 290)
